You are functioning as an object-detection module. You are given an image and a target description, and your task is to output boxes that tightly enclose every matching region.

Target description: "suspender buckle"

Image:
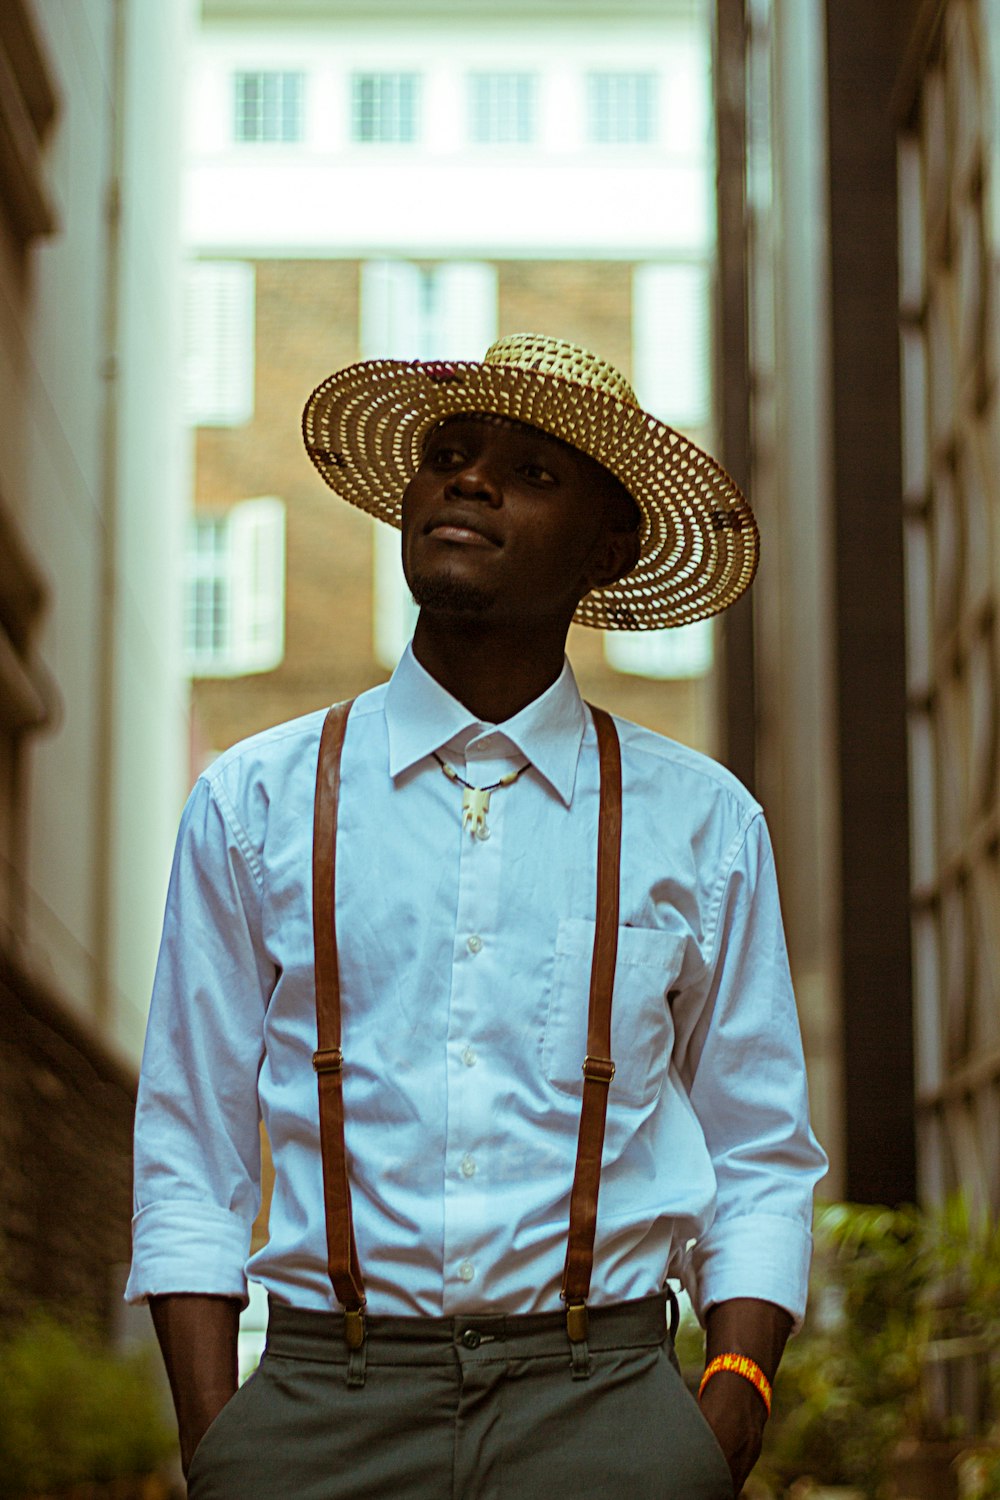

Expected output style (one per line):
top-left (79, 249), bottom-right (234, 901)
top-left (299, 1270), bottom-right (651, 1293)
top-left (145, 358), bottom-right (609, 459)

top-left (581, 1055), bottom-right (615, 1084)
top-left (313, 1047), bottom-right (344, 1074)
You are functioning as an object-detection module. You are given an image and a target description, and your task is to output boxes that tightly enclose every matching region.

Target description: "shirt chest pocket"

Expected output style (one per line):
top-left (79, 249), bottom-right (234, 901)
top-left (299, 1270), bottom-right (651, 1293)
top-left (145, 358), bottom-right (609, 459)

top-left (541, 918), bottom-right (681, 1110)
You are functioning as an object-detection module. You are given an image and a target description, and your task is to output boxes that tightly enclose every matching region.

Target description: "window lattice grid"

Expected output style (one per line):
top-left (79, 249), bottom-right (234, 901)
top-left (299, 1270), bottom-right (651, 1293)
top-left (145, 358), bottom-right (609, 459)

top-left (586, 72), bottom-right (658, 145)
top-left (185, 520), bottom-right (230, 660)
top-left (467, 73), bottom-right (537, 144)
top-left (234, 71), bottom-right (304, 143)
top-left (351, 73), bottom-right (419, 143)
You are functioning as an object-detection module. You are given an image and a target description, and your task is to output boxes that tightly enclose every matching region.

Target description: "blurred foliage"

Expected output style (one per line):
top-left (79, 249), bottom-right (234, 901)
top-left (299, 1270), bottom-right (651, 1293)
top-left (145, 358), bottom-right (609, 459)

top-left (675, 1196), bottom-right (1000, 1500)
top-left (955, 1440), bottom-right (1000, 1500)
top-left (0, 1313), bottom-right (174, 1499)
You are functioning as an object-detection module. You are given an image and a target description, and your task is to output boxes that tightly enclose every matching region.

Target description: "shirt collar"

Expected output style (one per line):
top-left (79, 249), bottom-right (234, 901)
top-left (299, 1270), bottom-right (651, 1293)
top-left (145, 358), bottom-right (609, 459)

top-left (384, 643), bottom-right (586, 807)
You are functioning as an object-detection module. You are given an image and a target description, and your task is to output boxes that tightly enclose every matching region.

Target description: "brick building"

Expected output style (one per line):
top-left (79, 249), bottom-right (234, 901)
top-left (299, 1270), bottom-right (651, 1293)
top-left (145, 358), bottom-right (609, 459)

top-left (184, 0), bottom-right (722, 769)
top-left (189, 256), bottom-right (718, 759)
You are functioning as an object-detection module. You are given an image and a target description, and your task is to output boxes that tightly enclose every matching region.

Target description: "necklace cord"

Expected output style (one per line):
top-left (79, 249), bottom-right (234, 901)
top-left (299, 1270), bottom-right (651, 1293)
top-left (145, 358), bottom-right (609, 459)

top-left (432, 751), bottom-right (530, 794)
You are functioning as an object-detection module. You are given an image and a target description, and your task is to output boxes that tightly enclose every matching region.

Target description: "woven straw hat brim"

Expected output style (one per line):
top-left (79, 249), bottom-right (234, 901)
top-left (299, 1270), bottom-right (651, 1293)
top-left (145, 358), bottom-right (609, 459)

top-left (302, 357), bottom-right (758, 630)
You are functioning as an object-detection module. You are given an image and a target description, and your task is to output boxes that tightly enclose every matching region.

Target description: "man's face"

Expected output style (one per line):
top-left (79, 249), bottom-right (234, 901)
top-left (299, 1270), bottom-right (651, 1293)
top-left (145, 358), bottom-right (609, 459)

top-left (400, 415), bottom-right (638, 628)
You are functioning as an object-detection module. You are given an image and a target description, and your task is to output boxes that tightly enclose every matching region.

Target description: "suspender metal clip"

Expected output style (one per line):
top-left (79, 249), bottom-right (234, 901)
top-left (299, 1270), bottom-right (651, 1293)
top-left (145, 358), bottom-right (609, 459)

top-left (581, 1055), bottom-right (615, 1084)
top-left (343, 1305), bottom-right (366, 1350)
top-left (564, 1299), bottom-right (589, 1343)
top-left (313, 1047), bottom-right (344, 1074)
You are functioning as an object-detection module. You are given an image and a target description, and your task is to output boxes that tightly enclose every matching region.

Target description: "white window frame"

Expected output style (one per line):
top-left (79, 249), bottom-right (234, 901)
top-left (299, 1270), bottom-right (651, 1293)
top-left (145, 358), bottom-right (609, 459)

top-left (233, 70), bottom-right (305, 143)
top-left (185, 498), bottom-right (286, 678)
top-left (468, 72), bottom-right (537, 144)
top-left (586, 72), bottom-right (658, 145)
top-left (351, 73), bottom-right (420, 143)
top-left (184, 260), bottom-right (255, 428)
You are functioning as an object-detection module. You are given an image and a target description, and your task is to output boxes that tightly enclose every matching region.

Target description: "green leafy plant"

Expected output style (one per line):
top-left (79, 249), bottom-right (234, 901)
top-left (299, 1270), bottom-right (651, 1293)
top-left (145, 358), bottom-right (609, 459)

top-left (0, 1313), bottom-right (174, 1498)
top-left (675, 1197), bottom-right (1000, 1500)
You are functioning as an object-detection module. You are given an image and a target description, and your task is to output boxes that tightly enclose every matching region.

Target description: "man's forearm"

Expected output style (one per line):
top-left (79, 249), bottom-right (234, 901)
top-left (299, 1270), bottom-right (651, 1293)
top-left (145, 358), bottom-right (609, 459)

top-left (149, 1293), bottom-right (242, 1476)
top-left (704, 1295), bottom-right (792, 1382)
top-left (699, 1297), bottom-right (793, 1495)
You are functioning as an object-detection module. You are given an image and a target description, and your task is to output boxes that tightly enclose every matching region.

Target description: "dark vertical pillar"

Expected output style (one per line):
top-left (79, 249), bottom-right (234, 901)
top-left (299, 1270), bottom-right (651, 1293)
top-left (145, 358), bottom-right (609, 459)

top-left (824, 1), bottom-right (916, 1204)
top-left (713, 0), bottom-right (757, 796)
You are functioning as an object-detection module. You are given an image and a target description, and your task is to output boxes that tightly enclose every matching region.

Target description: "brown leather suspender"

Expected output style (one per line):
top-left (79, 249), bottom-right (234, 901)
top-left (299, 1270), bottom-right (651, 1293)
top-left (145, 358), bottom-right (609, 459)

top-left (311, 698), bottom-right (623, 1366)
top-left (311, 701), bottom-right (367, 1352)
top-left (559, 703), bottom-right (622, 1363)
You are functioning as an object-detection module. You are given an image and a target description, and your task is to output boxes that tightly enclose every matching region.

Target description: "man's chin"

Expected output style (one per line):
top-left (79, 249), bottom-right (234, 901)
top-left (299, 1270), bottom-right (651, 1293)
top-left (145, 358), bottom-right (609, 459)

top-left (409, 573), bottom-right (497, 616)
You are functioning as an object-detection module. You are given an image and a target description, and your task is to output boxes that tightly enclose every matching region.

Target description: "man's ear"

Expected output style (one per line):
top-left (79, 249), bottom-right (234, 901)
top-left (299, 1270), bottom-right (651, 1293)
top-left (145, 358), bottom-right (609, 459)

top-left (586, 526), bottom-right (641, 591)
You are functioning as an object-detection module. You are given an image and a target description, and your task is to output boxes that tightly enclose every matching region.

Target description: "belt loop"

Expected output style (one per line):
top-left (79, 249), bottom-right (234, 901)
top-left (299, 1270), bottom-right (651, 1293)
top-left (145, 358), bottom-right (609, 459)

top-left (565, 1300), bottom-right (592, 1381)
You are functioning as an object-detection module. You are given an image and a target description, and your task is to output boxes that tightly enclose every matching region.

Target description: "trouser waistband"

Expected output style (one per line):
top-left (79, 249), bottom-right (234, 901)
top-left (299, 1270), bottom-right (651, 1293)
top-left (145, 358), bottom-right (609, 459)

top-left (265, 1291), bottom-right (677, 1367)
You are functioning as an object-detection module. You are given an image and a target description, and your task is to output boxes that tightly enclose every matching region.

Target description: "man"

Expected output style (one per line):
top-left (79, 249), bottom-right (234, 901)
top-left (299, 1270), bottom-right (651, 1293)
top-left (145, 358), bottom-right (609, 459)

top-left (127, 334), bottom-right (826, 1498)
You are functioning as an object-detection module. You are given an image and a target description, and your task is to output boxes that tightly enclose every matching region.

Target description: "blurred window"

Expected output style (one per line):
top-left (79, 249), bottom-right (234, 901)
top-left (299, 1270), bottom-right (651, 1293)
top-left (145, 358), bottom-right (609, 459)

top-left (185, 499), bottom-right (286, 678)
top-left (604, 260), bottom-right (714, 681)
top-left (351, 73), bottom-right (420, 143)
top-left (632, 261), bottom-right (712, 431)
top-left (234, 71), bottom-right (304, 143)
top-left (604, 621), bottom-right (714, 680)
top-left (184, 261), bottom-right (255, 427)
top-left (468, 73), bottom-right (537, 144)
top-left (362, 260), bottom-right (498, 667)
top-left (586, 72), bottom-right (658, 144)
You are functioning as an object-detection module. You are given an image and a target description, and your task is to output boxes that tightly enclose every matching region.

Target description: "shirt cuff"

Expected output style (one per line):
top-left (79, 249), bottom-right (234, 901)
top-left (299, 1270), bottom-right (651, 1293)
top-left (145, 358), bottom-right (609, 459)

top-left (124, 1200), bottom-right (253, 1307)
top-left (684, 1212), bottom-right (814, 1331)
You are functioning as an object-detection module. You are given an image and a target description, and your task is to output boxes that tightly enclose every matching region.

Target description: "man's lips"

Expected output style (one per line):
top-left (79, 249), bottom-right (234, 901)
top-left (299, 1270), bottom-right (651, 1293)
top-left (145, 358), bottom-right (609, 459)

top-left (424, 514), bottom-right (501, 547)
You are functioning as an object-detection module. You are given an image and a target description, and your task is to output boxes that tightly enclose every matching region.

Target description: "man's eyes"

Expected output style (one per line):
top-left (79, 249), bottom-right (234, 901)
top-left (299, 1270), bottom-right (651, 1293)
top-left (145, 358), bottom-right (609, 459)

top-left (421, 446), bottom-right (559, 485)
top-left (426, 446), bottom-right (466, 468)
top-left (518, 462), bottom-right (558, 486)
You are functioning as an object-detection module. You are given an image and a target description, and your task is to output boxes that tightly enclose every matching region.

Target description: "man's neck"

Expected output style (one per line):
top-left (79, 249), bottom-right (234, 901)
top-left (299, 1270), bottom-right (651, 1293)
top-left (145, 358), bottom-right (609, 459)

top-left (411, 614), bottom-right (569, 723)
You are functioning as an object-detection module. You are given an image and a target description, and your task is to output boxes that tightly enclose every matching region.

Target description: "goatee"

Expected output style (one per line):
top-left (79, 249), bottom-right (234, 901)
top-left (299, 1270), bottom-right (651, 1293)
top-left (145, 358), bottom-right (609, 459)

top-left (409, 573), bottom-right (495, 616)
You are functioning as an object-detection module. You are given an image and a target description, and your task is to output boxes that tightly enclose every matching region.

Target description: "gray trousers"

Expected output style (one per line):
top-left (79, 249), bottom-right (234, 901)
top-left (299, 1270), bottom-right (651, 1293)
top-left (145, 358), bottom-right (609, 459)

top-left (186, 1294), bottom-right (734, 1500)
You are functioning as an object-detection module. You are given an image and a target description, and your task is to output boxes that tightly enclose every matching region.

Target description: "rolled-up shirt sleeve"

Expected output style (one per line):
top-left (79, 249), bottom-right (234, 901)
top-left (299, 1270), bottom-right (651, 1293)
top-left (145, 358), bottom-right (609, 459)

top-left (124, 773), bottom-right (273, 1305)
top-left (676, 811), bottom-right (828, 1329)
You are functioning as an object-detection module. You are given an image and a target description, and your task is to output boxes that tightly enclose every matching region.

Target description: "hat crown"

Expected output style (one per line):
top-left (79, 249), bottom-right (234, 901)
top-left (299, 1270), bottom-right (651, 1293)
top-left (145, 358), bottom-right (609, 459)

top-left (483, 333), bottom-right (639, 410)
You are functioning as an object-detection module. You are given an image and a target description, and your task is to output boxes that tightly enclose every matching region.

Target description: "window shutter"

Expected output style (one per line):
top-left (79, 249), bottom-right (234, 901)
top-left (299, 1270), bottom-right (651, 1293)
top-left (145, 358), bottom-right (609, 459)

top-left (631, 262), bottom-right (711, 430)
top-left (360, 260), bottom-right (424, 358)
top-left (429, 262), bottom-right (498, 358)
top-left (184, 261), bottom-right (255, 427)
top-left (363, 260), bottom-right (497, 668)
top-left (605, 261), bottom-right (715, 681)
top-left (228, 497), bottom-right (286, 674)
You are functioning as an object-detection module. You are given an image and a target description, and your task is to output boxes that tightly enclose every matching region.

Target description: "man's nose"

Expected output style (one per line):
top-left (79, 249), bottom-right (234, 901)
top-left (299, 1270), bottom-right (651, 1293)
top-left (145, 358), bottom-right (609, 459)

top-left (446, 462), bottom-right (501, 505)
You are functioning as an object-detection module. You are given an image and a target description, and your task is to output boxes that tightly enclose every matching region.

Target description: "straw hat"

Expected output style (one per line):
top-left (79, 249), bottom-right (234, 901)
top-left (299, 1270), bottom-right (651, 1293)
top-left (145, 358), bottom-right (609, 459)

top-left (302, 333), bottom-right (757, 630)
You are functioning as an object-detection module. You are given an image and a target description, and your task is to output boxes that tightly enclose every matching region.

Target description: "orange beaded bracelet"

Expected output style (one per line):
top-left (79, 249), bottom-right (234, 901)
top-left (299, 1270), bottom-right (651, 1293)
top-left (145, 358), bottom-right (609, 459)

top-left (698, 1353), bottom-right (773, 1416)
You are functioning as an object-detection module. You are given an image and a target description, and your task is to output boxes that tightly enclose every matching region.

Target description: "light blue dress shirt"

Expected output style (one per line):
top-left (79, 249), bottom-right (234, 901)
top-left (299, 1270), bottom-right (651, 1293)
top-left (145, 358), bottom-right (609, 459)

top-left (126, 645), bottom-right (826, 1325)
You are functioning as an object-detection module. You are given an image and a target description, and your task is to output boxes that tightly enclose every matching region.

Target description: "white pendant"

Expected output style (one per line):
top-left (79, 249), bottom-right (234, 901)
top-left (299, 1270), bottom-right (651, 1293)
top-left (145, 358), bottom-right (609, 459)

top-left (462, 787), bottom-right (492, 840)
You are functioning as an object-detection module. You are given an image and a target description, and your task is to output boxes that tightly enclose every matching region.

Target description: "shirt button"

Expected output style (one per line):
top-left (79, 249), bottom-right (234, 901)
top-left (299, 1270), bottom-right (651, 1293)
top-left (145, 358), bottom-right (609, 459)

top-left (458, 1260), bottom-right (475, 1283)
top-left (466, 934), bottom-right (483, 954)
top-left (461, 1153), bottom-right (476, 1178)
top-left (462, 1046), bottom-right (477, 1067)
